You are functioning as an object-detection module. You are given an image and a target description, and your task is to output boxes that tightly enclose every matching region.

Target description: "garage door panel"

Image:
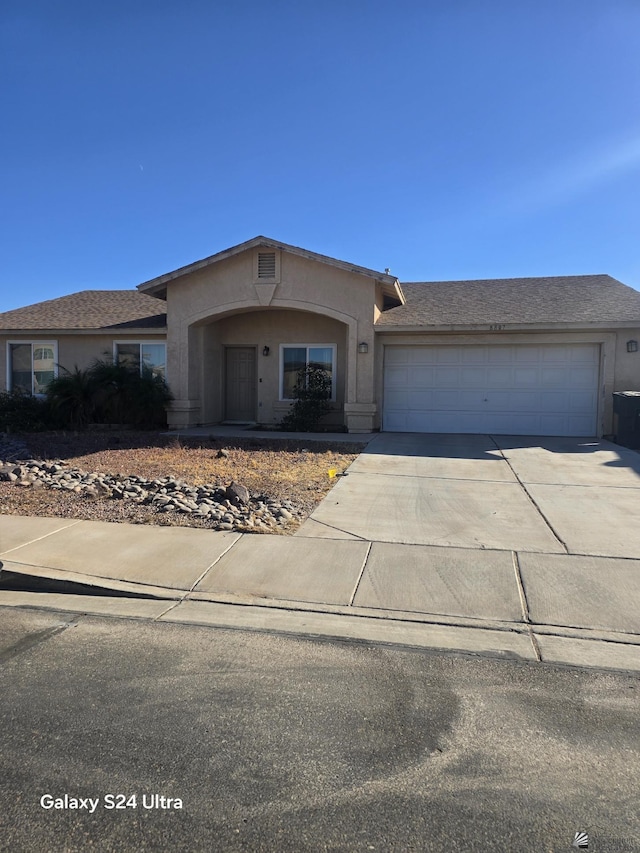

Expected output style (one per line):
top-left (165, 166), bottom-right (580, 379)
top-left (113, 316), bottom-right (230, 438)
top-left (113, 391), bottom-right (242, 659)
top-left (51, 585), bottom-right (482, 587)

top-left (539, 414), bottom-right (567, 434)
top-left (432, 390), bottom-right (463, 409)
top-left (570, 366), bottom-right (599, 387)
top-left (458, 390), bottom-right (489, 408)
top-left (384, 411), bottom-right (409, 430)
top-left (408, 390), bottom-right (433, 408)
top-left (569, 390), bottom-right (597, 408)
top-left (571, 344), bottom-right (600, 363)
top-left (541, 368), bottom-right (569, 387)
top-left (568, 414), bottom-right (597, 433)
top-left (385, 348), bottom-right (409, 366)
top-left (435, 348), bottom-right (461, 364)
top-left (461, 347), bottom-right (487, 364)
top-left (408, 366), bottom-right (435, 384)
top-left (433, 367), bottom-right (460, 386)
top-left (385, 367), bottom-right (409, 386)
top-left (385, 389), bottom-right (409, 408)
top-left (541, 345), bottom-right (572, 362)
top-left (509, 391), bottom-right (540, 412)
top-left (383, 344), bottom-right (599, 436)
top-left (513, 367), bottom-right (539, 386)
top-left (538, 390), bottom-right (565, 408)
top-left (486, 367), bottom-right (513, 386)
top-left (488, 347), bottom-right (514, 364)
top-left (460, 367), bottom-right (487, 387)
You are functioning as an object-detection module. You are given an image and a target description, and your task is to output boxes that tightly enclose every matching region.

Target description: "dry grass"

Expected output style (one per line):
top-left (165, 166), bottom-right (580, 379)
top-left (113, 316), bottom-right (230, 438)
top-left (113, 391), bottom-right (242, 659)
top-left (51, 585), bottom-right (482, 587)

top-left (1, 431), bottom-right (364, 530)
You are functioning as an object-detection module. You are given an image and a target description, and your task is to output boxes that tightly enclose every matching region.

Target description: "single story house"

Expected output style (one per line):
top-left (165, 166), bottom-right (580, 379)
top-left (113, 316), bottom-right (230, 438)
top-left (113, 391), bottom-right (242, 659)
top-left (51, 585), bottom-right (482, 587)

top-left (2, 236), bottom-right (640, 436)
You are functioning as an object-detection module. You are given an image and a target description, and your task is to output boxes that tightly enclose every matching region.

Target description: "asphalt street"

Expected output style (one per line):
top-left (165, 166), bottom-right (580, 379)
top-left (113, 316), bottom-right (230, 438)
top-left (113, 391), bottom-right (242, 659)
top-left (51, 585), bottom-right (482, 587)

top-left (0, 608), bottom-right (639, 852)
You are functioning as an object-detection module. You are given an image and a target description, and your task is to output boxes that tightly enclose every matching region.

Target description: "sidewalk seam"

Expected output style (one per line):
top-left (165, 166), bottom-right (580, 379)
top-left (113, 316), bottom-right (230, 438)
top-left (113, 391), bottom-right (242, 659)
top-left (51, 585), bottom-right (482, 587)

top-left (512, 549), bottom-right (542, 662)
top-left (0, 519), bottom-right (83, 556)
top-left (349, 541), bottom-right (372, 606)
top-left (155, 533), bottom-right (244, 620)
top-left (303, 518), bottom-right (367, 540)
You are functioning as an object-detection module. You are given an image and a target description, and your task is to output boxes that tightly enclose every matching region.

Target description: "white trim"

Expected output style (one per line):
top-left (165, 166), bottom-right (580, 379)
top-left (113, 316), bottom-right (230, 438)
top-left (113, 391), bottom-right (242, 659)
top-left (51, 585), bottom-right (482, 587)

top-left (6, 340), bottom-right (58, 396)
top-left (278, 343), bottom-right (337, 402)
top-left (112, 340), bottom-right (167, 379)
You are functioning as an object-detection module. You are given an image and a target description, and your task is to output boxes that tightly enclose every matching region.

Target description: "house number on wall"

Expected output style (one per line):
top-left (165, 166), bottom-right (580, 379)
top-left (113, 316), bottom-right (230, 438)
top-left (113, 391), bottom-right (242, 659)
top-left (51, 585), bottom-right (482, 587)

top-left (489, 324), bottom-right (506, 331)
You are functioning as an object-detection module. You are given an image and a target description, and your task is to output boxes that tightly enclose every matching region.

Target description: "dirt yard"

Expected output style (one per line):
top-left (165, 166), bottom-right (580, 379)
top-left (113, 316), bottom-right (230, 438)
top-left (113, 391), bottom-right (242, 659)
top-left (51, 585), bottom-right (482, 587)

top-left (0, 431), bottom-right (364, 532)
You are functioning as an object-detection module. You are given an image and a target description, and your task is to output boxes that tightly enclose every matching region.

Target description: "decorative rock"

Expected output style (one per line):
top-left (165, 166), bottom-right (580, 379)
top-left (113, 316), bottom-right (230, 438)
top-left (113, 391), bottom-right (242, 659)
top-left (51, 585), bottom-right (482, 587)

top-left (0, 445), bottom-right (305, 534)
top-left (226, 481), bottom-right (250, 505)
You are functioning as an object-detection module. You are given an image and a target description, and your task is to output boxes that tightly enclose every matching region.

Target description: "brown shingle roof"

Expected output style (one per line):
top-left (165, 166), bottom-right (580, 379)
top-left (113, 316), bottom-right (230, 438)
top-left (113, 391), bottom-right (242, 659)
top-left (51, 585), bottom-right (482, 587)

top-left (376, 275), bottom-right (640, 327)
top-left (0, 291), bottom-right (167, 331)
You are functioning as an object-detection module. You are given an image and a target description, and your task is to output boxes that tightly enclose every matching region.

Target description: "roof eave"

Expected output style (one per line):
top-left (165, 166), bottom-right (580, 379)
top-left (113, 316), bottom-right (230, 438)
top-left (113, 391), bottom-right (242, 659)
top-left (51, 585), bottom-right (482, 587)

top-left (2, 326), bottom-right (168, 335)
top-left (375, 320), bottom-right (640, 333)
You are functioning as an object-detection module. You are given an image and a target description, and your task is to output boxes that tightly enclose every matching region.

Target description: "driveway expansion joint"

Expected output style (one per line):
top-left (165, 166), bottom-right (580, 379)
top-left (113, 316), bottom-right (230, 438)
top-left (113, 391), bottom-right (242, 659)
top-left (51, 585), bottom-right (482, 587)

top-left (490, 436), bottom-right (569, 554)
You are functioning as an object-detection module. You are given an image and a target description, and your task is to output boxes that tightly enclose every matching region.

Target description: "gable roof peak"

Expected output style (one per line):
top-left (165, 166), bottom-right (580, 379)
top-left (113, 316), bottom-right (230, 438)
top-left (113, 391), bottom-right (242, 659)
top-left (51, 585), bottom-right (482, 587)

top-left (138, 236), bottom-right (399, 296)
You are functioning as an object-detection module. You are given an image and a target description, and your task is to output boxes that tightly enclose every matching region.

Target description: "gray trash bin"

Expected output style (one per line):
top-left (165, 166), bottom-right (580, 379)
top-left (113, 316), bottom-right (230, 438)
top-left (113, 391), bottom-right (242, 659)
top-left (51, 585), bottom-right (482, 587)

top-left (613, 391), bottom-right (640, 450)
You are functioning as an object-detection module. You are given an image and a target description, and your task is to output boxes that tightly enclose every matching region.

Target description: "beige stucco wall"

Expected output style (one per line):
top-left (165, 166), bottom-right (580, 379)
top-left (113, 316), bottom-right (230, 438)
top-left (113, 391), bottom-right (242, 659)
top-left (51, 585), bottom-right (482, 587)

top-left (613, 329), bottom-right (640, 391)
top-left (1, 333), bottom-right (167, 393)
top-left (164, 248), bottom-right (379, 429)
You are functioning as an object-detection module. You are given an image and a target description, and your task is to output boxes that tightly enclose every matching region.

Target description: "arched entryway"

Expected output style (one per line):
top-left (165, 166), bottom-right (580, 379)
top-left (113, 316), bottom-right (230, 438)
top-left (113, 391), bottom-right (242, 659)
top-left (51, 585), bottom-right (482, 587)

top-left (197, 307), bottom-right (350, 429)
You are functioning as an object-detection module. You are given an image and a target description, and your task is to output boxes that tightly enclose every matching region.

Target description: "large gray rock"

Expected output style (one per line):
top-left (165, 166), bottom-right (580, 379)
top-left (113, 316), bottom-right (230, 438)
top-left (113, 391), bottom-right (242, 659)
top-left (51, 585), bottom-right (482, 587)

top-left (226, 481), bottom-right (250, 505)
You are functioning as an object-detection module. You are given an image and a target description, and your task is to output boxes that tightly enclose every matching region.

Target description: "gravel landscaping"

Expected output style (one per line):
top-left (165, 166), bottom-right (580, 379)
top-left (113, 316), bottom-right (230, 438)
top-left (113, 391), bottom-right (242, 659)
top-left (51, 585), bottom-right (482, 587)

top-left (0, 431), bottom-right (363, 534)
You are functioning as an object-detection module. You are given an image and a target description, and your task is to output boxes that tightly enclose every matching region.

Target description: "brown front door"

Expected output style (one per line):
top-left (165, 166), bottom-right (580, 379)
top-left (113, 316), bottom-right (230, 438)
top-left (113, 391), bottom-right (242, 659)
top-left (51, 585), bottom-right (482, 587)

top-left (224, 347), bottom-right (257, 422)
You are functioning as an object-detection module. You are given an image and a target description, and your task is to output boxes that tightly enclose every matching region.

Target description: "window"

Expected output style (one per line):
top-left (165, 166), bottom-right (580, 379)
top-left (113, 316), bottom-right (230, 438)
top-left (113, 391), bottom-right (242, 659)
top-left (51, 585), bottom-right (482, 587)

top-left (8, 342), bottom-right (57, 394)
top-left (280, 344), bottom-right (336, 401)
top-left (114, 342), bottom-right (166, 379)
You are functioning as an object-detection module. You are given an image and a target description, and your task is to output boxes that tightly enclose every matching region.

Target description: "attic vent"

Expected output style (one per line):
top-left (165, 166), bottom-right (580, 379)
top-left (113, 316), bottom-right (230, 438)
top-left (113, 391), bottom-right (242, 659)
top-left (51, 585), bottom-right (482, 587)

top-left (257, 252), bottom-right (276, 279)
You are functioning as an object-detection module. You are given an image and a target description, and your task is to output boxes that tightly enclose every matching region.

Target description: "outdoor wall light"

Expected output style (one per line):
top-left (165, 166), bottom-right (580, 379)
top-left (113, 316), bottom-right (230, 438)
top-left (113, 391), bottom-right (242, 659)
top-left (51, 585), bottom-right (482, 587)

top-left (627, 340), bottom-right (638, 353)
top-left (358, 342), bottom-right (369, 354)
top-left (262, 346), bottom-right (270, 356)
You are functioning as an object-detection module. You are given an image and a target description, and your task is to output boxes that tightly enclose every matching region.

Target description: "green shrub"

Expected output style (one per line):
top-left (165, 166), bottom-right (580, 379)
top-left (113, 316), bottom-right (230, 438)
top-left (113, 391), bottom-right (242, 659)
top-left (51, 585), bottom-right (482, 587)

top-left (43, 358), bottom-right (173, 430)
top-left (0, 389), bottom-right (51, 432)
top-left (45, 366), bottom-right (96, 429)
top-left (280, 366), bottom-right (332, 432)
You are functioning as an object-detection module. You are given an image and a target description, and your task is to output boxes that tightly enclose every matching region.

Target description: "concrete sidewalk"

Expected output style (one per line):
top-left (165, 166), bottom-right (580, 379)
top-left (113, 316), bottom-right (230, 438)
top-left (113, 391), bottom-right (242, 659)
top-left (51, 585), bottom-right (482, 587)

top-left (1, 514), bottom-right (639, 674)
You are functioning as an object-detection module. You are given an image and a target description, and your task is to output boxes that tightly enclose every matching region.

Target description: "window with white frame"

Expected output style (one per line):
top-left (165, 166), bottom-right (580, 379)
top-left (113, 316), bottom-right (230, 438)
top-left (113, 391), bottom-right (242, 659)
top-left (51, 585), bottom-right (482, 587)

top-left (280, 344), bottom-right (336, 401)
top-left (114, 342), bottom-right (166, 379)
top-left (8, 342), bottom-right (57, 395)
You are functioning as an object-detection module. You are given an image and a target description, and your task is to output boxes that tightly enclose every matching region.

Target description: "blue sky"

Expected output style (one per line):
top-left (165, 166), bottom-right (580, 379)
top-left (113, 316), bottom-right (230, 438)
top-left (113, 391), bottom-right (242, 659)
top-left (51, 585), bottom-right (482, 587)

top-left (2, 0), bottom-right (640, 311)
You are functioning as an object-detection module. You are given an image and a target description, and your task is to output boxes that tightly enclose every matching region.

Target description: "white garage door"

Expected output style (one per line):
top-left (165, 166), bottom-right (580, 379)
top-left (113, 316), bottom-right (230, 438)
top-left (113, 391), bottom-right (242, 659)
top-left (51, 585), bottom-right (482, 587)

top-left (383, 344), bottom-right (600, 436)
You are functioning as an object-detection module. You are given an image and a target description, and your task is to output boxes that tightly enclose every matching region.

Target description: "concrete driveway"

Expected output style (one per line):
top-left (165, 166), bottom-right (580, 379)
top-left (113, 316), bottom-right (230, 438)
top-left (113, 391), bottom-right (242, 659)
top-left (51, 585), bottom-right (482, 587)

top-left (297, 433), bottom-right (640, 645)
top-left (299, 433), bottom-right (640, 556)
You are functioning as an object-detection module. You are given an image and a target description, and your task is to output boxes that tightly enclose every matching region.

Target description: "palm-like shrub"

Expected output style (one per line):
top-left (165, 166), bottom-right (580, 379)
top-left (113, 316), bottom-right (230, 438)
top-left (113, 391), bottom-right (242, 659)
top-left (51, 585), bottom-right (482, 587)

top-left (88, 359), bottom-right (139, 426)
top-left (45, 366), bottom-right (96, 428)
top-left (44, 358), bottom-right (173, 429)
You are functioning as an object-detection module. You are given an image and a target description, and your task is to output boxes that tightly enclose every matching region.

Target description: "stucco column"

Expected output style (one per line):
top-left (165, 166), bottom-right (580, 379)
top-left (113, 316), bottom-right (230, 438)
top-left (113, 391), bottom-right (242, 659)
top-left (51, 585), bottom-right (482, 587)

top-left (344, 325), bottom-right (377, 433)
top-left (166, 319), bottom-right (202, 428)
